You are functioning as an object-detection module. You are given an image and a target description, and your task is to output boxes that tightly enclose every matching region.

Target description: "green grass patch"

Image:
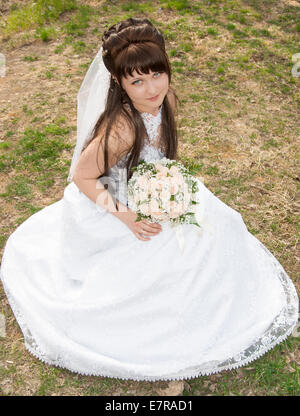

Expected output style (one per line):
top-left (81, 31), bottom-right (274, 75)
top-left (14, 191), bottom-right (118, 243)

top-left (205, 165), bottom-right (219, 175)
top-left (23, 55), bottom-right (39, 62)
top-left (0, 121), bottom-right (72, 191)
top-left (0, 154), bottom-right (16, 172)
top-left (165, 0), bottom-right (192, 12)
top-left (14, 125), bottom-right (71, 172)
top-left (0, 142), bottom-right (11, 150)
top-left (62, 4), bottom-right (93, 37)
top-left (1, 0), bottom-right (78, 35)
top-left (2, 175), bottom-right (33, 198)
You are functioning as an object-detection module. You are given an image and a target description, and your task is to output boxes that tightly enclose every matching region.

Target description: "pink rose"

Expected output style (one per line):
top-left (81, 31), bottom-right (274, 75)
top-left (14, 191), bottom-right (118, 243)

top-left (169, 177), bottom-right (181, 195)
top-left (149, 199), bottom-right (160, 216)
top-left (138, 176), bottom-right (149, 189)
top-left (169, 165), bottom-right (180, 176)
top-left (155, 164), bottom-right (169, 175)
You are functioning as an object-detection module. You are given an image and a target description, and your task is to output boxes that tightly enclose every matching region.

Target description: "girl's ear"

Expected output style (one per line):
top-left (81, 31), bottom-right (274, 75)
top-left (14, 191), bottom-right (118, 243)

top-left (113, 77), bottom-right (120, 86)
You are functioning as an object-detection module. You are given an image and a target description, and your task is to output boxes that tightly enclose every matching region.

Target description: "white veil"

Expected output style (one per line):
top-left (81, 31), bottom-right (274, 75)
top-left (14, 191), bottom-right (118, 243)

top-left (67, 46), bottom-right (111, 183)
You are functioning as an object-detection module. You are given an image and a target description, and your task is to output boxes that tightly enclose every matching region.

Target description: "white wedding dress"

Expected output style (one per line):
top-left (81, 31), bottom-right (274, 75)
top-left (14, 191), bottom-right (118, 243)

top-left (0, 106), bottom-right (299, 382)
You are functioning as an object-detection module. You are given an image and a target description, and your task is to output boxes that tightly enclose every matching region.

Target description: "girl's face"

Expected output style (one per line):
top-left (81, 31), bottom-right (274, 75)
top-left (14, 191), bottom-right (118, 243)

top-left (120, 69), bottom-right (169, 115)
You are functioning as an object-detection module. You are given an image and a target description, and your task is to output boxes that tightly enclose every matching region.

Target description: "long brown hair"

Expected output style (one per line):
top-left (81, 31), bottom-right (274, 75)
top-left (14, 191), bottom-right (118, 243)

top-left (85, 18), bottom-right (179, 185)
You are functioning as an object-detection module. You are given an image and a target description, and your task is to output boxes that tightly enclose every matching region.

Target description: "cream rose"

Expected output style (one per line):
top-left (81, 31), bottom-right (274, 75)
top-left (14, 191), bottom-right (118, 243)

top-left (169, 165), bottom-right (180, 176)
top-left (155, 165), bottom-right (169, 175)
top-left (168, 200), bottom-right (185, 218)
top-left (149, 199), bottom-right (160, 216)
top-left (169, 177), bottom-right (182, 195)
top-left (139, 202), bottom-right (151, 216)
top-left (138, 176), bottom-right (150, 190)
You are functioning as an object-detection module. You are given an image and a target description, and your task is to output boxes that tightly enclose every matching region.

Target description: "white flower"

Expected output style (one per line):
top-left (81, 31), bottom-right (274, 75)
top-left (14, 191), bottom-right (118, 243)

top-left (139, 202), bottom-right (151, 216)
top-left (149, 199), bottom-right (160, 215)
top-left (169, 165), bottom-right (180, 176)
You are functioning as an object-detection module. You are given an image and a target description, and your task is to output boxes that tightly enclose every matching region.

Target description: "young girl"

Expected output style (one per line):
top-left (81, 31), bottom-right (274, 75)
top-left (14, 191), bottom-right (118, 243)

top-left (0, 17), bottom-right (298, 382)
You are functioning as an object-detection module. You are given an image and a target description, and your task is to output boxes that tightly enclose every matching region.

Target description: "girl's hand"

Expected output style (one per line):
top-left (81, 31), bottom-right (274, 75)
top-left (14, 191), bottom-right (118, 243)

top-left (120, 209), bottom-right (162, 241)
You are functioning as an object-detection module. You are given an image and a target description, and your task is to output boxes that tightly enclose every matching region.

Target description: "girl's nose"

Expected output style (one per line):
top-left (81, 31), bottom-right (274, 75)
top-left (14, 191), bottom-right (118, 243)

top-left (147, 82), bottom-right (157, 96)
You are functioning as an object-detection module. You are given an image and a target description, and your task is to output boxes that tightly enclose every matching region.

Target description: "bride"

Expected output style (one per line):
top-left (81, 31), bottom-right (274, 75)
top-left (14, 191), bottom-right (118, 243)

top-left (0, 17), bottom-right (299, 382)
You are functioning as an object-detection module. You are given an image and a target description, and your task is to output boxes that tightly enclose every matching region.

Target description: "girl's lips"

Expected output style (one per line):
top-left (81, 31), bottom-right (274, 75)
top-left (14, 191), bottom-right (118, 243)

top-left (147, 94), bottom-right (159, 101)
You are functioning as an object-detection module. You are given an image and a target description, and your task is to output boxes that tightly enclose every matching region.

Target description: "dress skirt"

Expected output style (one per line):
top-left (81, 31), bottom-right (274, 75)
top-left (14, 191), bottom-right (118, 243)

top-left (0, 178), bottom-right (298, 381)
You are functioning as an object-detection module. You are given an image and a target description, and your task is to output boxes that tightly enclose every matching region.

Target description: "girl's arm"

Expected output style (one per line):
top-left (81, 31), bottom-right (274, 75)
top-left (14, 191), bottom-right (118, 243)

top-left (72, 113), bottom-right (162, 240)
top-left (72, 114), bottom-right (134, 217)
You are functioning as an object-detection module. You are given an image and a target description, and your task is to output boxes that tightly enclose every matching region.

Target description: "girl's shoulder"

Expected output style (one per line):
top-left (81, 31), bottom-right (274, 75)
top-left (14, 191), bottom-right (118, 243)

top-left (91, 110), bottom-right (135, 163)
top-left (95, 108), bottom-right (134, 139)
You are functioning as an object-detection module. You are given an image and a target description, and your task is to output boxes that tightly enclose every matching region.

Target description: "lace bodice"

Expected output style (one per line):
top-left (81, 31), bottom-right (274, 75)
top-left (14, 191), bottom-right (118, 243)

top-left (104, 105), bottom-right (165, 206)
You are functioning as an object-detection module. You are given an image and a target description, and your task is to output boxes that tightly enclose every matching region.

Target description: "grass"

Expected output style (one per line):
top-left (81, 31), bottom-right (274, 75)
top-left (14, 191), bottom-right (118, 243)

top-left (1, 0), bottom-right (78, 34)
top-left (0, 0), bottom-right (299, 397)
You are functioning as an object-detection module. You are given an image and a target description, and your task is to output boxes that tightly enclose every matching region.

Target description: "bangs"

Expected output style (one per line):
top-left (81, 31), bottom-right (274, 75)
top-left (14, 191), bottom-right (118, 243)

top-left (114, 42), bottom-right (170, 79)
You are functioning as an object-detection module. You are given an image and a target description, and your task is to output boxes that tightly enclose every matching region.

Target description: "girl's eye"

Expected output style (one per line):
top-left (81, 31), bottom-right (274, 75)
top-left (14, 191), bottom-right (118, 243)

top-left (132, 72), bottom-right (162, 85)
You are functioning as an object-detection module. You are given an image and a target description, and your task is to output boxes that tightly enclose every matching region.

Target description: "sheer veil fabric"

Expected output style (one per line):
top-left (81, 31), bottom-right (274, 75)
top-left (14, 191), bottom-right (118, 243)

top-left (67, 46), bottom-right (110, 183)
top-left (0, 46), bottom-right (299, 382)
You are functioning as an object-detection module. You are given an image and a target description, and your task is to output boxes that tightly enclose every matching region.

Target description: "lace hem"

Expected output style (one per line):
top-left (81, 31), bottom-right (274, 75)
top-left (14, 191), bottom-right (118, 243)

top-left (0, 236), bottom-right (298, 382)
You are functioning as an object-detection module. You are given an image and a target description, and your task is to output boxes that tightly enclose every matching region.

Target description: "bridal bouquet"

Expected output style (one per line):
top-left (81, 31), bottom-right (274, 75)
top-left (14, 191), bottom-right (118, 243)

top-left (127, 157), bottom-right (202, 228)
